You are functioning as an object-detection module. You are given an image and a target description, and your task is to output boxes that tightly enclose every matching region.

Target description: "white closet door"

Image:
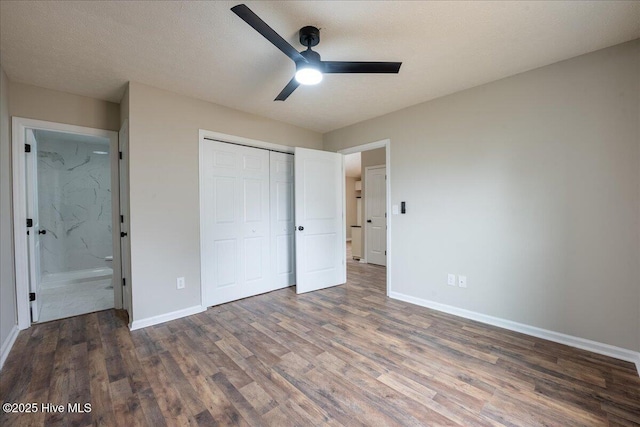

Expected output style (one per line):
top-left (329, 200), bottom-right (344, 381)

top-left (270, 152), bottom-right (296, 289)
top-left (201, 141), bottom-right (270, 307)
top-left (294, 147), bottom-right (346, 294)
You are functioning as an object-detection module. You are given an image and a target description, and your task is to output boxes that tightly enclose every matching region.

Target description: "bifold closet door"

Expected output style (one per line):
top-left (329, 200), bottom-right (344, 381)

top-left (201, 141), bottom-right (270, 307)
top-left (270, 152), bottom-right (295, 288)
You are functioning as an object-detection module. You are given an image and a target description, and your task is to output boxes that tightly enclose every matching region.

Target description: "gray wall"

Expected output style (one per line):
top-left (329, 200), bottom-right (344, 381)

top-left (9, 82), bottom-right (120, 132)
top-left (0, 64), bottom-right (17, 352)
top-left (128, 82), bottom-right (323, 322)
top-left (324, 40), bottom-right (640, 352)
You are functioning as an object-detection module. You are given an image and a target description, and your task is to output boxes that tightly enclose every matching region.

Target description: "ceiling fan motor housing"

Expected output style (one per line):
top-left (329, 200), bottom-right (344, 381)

top-left (299, 26), bottom-right (320, 47)
top-left (298, 48), bottom-right (321, 68)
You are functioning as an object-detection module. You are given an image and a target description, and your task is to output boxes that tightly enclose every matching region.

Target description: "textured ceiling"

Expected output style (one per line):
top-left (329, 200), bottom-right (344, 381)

top-left (1, 1), bottom-right (639, 133)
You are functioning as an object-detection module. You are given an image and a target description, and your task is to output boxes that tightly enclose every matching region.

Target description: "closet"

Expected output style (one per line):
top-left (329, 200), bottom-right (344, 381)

top-left (200, 140), bottom-right (294, 307)
top-left (199, 137), bottom-right (345, 308)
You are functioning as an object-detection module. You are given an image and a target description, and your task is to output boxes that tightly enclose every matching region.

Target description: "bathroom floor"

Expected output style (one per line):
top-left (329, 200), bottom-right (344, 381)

top-left (38, 278), bottom-right (114, 323)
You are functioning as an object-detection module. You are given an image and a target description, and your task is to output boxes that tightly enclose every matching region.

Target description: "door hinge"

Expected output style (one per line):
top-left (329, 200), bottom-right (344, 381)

top-left (120, 214), bottom-right (124, 223)
top-left (29, 292), bottom-right (36, 302)
top-left (385, 250), bottom-right (387, 255)
top-left (119, 151), bottom-right (123, 160)
top-left (122, 278), bottom-right (126, 287)
top-left (26, 218), bottom-right (33, 227)
top-left (25, 144), bottom-right (31, 153)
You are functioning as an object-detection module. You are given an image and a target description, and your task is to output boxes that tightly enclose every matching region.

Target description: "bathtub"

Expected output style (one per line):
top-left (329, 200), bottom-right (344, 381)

top-left (40, 267), bottom-right (113, 289)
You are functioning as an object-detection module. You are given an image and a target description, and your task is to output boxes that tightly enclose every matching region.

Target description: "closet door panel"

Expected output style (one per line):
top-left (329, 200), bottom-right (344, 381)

top-left (240, 149), bottom-right (270, 296)
top-left (202, 141), bottom-right (270, 306)
top-left (270, 152), bottom-right (295, 288)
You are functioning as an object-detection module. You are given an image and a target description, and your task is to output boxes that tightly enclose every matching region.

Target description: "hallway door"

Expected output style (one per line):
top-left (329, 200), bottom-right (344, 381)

top-left (365, 165), bottom-right (386, 266)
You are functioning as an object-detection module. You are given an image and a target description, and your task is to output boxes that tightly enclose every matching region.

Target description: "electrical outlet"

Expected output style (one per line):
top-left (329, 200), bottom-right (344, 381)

top-left (177, 277), bottom-right (185, 289)
top-left (458, 275), bottom-right (467, 288)
top-left (447, 274), bottom-right (456, 286)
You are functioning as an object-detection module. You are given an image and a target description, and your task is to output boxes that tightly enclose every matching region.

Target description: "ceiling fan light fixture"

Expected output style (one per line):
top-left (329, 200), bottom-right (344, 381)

top-left (230, 4), bottom-right (401, 100)
top-left (295, 66), bottom-right (323, 85)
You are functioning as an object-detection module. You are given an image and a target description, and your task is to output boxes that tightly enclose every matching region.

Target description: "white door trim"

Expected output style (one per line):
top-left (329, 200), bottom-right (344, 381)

top-left (337, 139), bottom-right (391, 297)
top-left (12, 117), bottom-right (121, 329)
top-left (119, 119), bottom-right (132, 325)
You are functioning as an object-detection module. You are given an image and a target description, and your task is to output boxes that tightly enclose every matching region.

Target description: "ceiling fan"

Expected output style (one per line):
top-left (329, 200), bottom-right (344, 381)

top-left (231, 4), bottom-right (402, 101)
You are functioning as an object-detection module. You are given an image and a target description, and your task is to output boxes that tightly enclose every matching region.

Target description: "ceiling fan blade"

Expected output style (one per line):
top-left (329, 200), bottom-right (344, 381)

top-left (274, 77), bottom-right (300, 101)
top-left (323, 61), bottom-right (402, 74)
top-left (231, 4), bottom-right (307, 64)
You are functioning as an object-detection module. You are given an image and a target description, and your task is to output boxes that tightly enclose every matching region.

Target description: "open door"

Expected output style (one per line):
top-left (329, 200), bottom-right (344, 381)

top-left (294, 147), bottom-right (346, 294)
top-left (25, 129), bottom-right (42, 322)
top-left (119, 120), bottom-right (132, 318)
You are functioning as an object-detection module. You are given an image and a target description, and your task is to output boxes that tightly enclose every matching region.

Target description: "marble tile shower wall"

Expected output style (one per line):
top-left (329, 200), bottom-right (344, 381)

top-left (38, 138), bottom-right (113, 275)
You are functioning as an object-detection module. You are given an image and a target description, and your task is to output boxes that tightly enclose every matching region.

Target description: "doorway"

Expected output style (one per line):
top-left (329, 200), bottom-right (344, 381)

top-left (12, 118), bottom-right (121, 328)
top-left (340, 140), bottom-right (391, 295)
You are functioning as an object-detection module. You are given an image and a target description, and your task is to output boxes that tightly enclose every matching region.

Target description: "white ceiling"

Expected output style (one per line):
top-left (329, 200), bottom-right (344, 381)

top-left (1, 1), bottom-right (639, 133)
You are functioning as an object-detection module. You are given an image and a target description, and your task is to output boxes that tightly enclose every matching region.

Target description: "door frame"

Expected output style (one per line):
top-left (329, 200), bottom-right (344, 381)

top-left (12, 117), bottom-right (121, 329)
top-left (338, 139), bottom-right (391, 296)
top-left (364, 164), bottom-right (386, 266)
top-left (119, 119), bottom-right (132, 323)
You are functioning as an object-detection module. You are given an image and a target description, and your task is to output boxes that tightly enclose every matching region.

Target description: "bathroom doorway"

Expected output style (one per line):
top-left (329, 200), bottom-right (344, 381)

top-left (12, 118), bottom-right (122, 326)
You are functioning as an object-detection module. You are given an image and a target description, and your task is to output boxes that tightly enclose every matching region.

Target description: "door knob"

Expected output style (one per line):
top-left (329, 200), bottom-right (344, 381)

top-left (367, 220), bottom-right (372, 223)
top-left (297, 226), bottom-right (304, 231)
top-left (38, 229), bottom-right (46, 235)
top-left (120, 232), bottom-right (128, 237)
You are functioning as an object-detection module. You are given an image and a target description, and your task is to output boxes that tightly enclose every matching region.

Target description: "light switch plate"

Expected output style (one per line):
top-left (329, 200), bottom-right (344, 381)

top-left (177, 277), bottom-right (185, 289)
top-left (447, 274), bottom-right (456, 286)
top-left (392, 205), bottom-right (399, 215)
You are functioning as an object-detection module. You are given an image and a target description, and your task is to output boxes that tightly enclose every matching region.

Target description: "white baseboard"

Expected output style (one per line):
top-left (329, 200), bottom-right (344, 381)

top-left (0, 325), bottom-right (19, 370)
top-left (389, 291), bottom-right (640, 376)
top-left (130, 305), bottom-right (206, 331)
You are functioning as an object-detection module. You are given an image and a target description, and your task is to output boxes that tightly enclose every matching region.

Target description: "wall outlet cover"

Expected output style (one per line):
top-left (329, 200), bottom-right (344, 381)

top-left (458, 276), bottom-right (467, 288)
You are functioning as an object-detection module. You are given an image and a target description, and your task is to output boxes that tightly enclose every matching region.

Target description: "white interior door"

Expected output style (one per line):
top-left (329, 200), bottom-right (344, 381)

top-left (270, 152), bottom-right (295, 289)
top-left (365, 165), bottom-right (387, 266)
top-left (25, 129), bottom-right (42, 322)
top-left (294, 147), bottom-right (346, 294)
top-left (201, 141), bottom-right (270, 307)
top-left (118, 121), bottom-right (132, 317)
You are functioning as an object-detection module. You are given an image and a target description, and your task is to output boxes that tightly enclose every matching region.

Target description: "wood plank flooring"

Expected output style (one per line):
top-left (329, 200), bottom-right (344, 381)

top-left (2, 252), bottom-right (639, 426)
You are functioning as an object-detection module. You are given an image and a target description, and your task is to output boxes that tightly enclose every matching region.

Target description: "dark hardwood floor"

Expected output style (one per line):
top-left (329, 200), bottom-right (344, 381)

top-left (1, 247), bottom-right (639, 426)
